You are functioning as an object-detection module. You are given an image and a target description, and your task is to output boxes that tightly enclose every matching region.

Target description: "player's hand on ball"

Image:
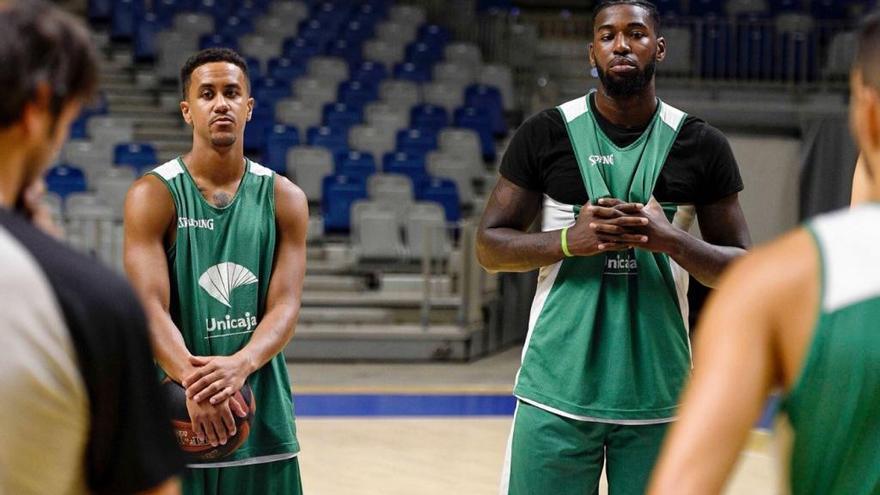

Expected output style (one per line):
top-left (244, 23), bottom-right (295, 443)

top-left (185, 396), bottom-right (247, 447)
top-left (184, 354), bottom-right (251, 405)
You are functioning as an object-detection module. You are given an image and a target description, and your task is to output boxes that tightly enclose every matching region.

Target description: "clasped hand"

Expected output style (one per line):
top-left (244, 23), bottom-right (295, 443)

top-left (565, 197), bottom-right (678, 256)
top-left (181, 354), bottom-right (252, 446)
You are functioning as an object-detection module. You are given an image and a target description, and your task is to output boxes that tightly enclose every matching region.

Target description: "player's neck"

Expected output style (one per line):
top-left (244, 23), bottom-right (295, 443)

top-left (0, 135), bottom-right (29, 209)
top-left (594, 83), bottom-right (658, 128)
top-left (185, 140), bottom-right (246, 185)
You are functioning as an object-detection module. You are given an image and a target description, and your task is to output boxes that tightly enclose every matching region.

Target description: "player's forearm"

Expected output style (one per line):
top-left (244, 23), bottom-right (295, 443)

top-left (144, 305), bottom-right (195, 383)
top-left (667, 230), bottom-right (746, 288)
top-left (476, 227), bottom-right (567, 272)
top-left (235, 302), bottom-right (299, 374)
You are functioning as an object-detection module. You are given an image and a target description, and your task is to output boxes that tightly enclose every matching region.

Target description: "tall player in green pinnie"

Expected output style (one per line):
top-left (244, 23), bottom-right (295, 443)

top-left (124, 48), bottom-right (308, 494)
top-left (477, 1), bottom-right (751, 493)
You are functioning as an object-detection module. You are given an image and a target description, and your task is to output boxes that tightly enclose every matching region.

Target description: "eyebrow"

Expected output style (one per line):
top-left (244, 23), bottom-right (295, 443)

top-left (597, 21), bottom-right (650, 31)
top-left (197, 83), bottom-right (242, 90)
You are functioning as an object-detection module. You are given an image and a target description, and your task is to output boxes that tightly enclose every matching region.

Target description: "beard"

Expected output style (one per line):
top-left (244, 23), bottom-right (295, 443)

top-left (210, 132), bottom-right (236, 147)
top-left (597, 58), bottom-right (657, 98)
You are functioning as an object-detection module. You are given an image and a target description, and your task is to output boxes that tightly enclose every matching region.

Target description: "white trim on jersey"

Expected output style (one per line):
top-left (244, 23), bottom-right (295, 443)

top-left (558, 95), bottom-right (589, 123)
top-left (152, 159), bottom-right (184, 180)
top-left (248, 160), bottom-right (274, 177)
top-left (498, 402), bottom-right (520, 495)
top-left (186, 451), bottom-right (298, 469)
top-left (812, 204), bottom-right (880, 312)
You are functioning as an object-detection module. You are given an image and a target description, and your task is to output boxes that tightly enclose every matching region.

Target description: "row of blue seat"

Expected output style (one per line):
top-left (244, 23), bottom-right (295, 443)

top-left (322, 174), bottom-right (460, 232)
top-left (655, 0), bottom-right (870, 19)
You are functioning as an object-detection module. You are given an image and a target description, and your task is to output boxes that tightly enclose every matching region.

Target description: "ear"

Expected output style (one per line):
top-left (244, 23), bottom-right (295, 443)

top-left (246, 97), bottom-right (254, 122)
top-left (588, 42), bottom-right (596, 67)
top-left (656, 36), bottom-right (667, 63)
top-left (852, 82), bottom-right (880, 155)
top-left (20, 83), bottom-right (53, 138)
top-left (180, 100), bottom-right (192, 126)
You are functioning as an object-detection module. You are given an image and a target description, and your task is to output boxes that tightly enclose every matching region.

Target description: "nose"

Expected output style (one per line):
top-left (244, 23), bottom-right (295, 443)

top-left (612, 32), bottom-right (630, 55)
top-left (214, 95), bottom-right (230, 113)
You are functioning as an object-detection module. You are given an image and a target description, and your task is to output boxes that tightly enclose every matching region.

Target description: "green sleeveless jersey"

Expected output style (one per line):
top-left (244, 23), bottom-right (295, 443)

top-left (150, 157), bottom-right (299, 467)
top-left (514, 92), bottom-right (693, 423)
top-left (785, 205), bottom-right (880, 494)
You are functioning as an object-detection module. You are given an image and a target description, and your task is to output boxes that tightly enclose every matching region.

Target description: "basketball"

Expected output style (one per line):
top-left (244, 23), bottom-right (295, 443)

top-left (162, 379), bottom-right (255, 463)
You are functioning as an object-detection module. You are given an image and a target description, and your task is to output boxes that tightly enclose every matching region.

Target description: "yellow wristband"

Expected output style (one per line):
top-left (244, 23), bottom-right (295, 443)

top-left (561, 227), bottom-right (574, 257)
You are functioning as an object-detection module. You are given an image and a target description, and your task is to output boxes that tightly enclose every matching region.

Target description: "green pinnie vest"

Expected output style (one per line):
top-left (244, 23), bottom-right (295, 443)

top-left (514, 92), bottom-right (693, 422)
top-left (150, 157), bottom-right (300, 467)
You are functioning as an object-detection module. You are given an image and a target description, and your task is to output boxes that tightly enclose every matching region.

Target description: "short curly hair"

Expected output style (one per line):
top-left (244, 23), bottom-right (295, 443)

top-left (179, 47), bottom-right (250, 100)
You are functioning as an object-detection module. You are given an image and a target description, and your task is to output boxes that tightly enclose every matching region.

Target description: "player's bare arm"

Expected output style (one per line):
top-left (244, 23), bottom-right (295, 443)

top-left (183, 176), bottom-right (309, 405)
top-left (476, 176), bottom-right (649, 272)
top-left (125, 174), bottom-right (246, 447)
top-left (648, 229), bottom-right (817, 495)
top-left (851, 155), bottom-right (871, 205)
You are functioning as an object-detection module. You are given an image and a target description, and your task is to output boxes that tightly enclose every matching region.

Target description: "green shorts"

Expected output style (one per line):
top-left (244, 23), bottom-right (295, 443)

top-left (182, 456), bottom-right (303, 495)
top-left (501, 400), bottom-right (669, 495)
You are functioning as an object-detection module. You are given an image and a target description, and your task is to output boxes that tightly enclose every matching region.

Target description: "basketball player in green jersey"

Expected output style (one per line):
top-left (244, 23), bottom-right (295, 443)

top-left (124, 48), bottom-right (308, 494)
top-left (649, 13), bottom-right (880, 495)
top-left (477, 1), bottom-right (751, 493)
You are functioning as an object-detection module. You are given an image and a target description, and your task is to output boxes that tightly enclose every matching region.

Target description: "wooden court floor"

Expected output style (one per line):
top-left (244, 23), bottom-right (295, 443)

top-left (295, 418), bottom-right (780, 495)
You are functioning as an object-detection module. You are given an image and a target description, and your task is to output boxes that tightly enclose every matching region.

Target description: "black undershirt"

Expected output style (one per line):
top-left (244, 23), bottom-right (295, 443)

top-left (500, 93), bottom-right (744, 206)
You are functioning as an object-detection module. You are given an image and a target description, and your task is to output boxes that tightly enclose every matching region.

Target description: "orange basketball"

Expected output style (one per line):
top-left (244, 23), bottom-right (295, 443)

top-left (162, 379), bottom-right (255, 463)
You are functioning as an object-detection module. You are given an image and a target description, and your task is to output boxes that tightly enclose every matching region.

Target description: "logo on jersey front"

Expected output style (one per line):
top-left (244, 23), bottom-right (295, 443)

top-left (604, 250), bottom-right (638, 276)
top-left (198, 262), bottom-right (258, 307)
top-left (589, 154), bottom-right (615, 166)
top-left (179, 217), bottom-right (214, 230)
top-left (199, 262), bottom-right (260, 339)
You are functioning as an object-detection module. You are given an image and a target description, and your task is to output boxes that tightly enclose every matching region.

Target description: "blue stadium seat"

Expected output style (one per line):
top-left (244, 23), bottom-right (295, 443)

top-left (88, 0), bottom-right (113, 23)
top-left (193, 0), bottom-right (232, 17)
top-left (253, 77), bottom-right (292, 106)
top-left (153, 0), bottom-right (192, 23)
top-left (405, 41), bottom-right (445, 66)
top-left (477, 0), bottom-right (512, 12)
top-left (342, 20), bottom-right (375, 44)
top-left (769, 0), bottom-right (805, 14)
top-left (397, 128), bottom-right (438, 156)
top-left (283, 37), bottom-right (323, 62)
top-left (410, 104), bottom-right (449, 132)
top-left (689, 0), bottom-right (724, 16)
top-left (653, 0), bottom-right (684, 17)
top-left (234, 0), bottom-right (267, 20)
top-left (322, 174), bottom-right (368, 232)
top-left (114, 143), bottom-right (157, 172)
top-left (418, 24), bottom-right (451, 46)
top-left (352, 61), bottom-right (389, 86)
top-left (111, 0), bottom-right (142, 41)
top-left (416, 177), bottom-right (460, 222)
top-left (465, 84), bottom-right (506, 136)
top-left (326, 39), bottom-right (364, 68)
top-left (263, 125), bottom-right (300, 173)
top-left (454, 107), bottom-right (496, 161)
top-left (218, 16), bottom-right (254, 38)
top-left (811, 0), bottom-right (847, 20)
top-left (308, 126), bottom-right (349, 157)
top-left (356, 1), bottom-right (389, 20)
top-left (200, 33), bottom-right (239, 51)
top-left (699, 21), bottom-right (733, 78)
top-left (70, 116), bottom-right (89, 141)
top-left (299, 19), bottom-right (338, 48)
top-left (338, 81), bottom-right (379, 108)
top-left (45, 165), bottom-right (88, 199)
top-left (268, 57), bottom-right (307, 84)
top-left (736, 17), bottom-right (774, 80)
top-left (335, 151), bottom-right (377, 178)
top-left (394, 62), bottom-right (433, 83)
top-left (244, 56), bottom-right (263, 80)
top-left (778, 30), bottom-right (818, 82)
top-left (244, 105), bottom-right (275, 152)
top-left (383, 151), bottom-right (427, 182)
top-left (314, 1), bottom-right (353, 27)
top-left (134, 13), bottom-right (169, 62)
top-left (323, 103), bottom-right (364, 130)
